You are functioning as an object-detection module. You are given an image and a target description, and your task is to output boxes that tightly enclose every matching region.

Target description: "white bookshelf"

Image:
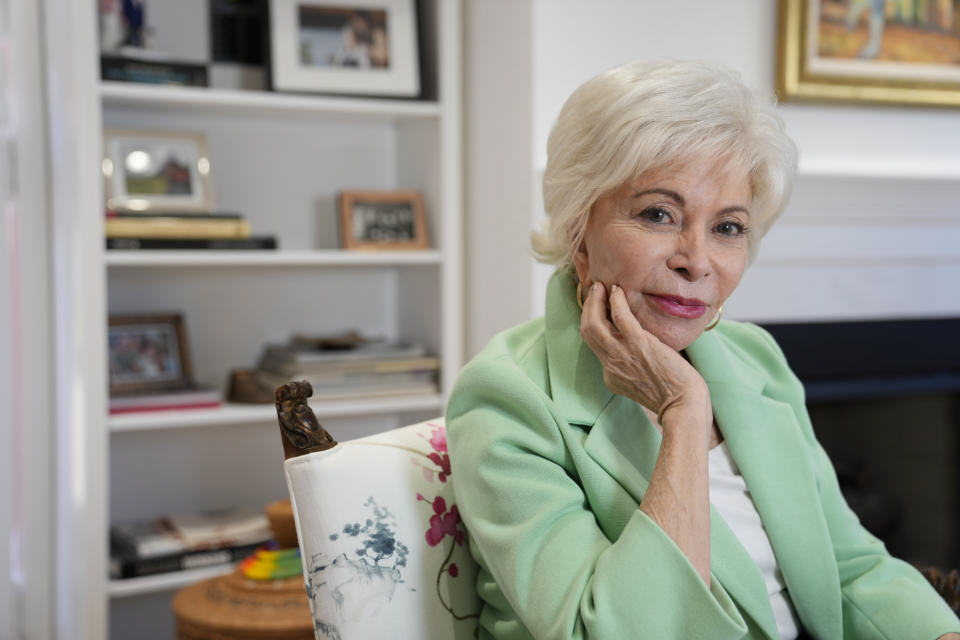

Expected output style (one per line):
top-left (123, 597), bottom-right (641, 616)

top-left (52, 1), bottom-right (465, 637)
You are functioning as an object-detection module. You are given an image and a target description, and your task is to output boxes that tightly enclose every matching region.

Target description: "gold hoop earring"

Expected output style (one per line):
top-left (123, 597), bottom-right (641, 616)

top-left (576, 281), bottom-right (585, 309)
top-left (704, 307), bottom-right (723, 331)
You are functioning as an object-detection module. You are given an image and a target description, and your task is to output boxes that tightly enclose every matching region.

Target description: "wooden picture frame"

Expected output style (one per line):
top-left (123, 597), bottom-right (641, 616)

top-left (777, 0), bottom-right (960, 107)
top-left (268, 0), bottom-right (420, 97)
top-left (108, 313), bottom-right (195, 395)
top-left (102, 129), bottom-right (215, 213)
top-left (337, 190), bottom-right (428, 250)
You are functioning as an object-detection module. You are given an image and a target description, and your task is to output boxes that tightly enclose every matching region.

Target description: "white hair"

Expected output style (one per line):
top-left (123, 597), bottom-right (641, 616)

top-left (532, 60), bottom-right (798, 266)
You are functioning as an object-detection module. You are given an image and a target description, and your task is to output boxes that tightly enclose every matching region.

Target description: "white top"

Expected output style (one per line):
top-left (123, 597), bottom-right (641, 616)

top-left (709, 441), bottom-right (801, 640)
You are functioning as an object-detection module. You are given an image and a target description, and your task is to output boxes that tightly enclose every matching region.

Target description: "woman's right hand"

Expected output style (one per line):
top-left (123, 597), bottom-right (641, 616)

top-left (581, 281), bottom-right (715, 583)
top-left (579, 281), bottom-right (711, 430)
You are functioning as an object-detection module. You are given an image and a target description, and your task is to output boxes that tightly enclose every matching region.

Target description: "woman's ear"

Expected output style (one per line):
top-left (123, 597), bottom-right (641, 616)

top-left (572, 240), bottom-right (589, 285)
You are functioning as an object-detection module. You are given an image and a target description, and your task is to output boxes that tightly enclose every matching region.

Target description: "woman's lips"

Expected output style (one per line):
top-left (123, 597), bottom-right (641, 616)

top-left (646, 293), bottom-right (708, 319)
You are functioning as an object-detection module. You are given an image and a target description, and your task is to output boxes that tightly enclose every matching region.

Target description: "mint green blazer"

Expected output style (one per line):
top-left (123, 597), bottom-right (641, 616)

top-left (446, 269), bottom-right (960, 639)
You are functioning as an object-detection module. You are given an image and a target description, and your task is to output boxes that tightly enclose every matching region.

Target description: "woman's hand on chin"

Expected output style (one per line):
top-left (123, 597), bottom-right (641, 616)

top-left (579, 281), bottom-right (711, 431)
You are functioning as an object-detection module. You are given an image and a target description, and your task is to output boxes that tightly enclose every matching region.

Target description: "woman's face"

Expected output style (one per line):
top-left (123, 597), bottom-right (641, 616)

top-left (573, 157), bottom-right (752, 352)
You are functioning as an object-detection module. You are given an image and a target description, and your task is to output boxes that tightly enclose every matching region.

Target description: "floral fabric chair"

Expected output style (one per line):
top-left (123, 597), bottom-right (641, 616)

top-left (275, 382), bottom-right (480, 640)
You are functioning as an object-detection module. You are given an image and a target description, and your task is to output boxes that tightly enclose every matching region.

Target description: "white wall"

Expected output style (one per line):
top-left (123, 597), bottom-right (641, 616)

top-left (465, 0), bottom-right (960, 357)
top-left (463, 0), bottom-right (538, 356)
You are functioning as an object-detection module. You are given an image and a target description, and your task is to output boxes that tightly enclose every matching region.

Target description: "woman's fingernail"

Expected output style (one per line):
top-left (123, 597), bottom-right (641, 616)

top-left (611, 284), bottom-right (620, 294)
top-left (589, 283), bottom-right (597, 295)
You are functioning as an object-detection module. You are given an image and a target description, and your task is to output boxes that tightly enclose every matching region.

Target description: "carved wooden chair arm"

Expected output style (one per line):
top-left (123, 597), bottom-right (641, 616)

top-left (274, 381), bottom-right (337, 460)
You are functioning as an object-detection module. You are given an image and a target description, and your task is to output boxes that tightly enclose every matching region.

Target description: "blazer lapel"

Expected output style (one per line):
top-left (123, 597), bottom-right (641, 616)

top-left (544, 268), bottom-right (612, 426)
top-left (688, 331), bottom-right (844, 640)
top-left (581, 394), bottom-right (660, 534)
top-left (581, 392), bottom-right (789, 640)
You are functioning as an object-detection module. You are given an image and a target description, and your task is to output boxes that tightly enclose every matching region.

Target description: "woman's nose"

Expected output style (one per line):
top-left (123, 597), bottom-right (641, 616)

top-left (666, 231), bottom-right (710, 281)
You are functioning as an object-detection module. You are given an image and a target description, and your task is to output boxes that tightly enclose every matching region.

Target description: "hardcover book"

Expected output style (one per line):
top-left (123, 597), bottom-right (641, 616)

top-left (112, 508), bottom-right (271, 556)
top-left (110, 541), bottom-right (262, 579)
top-left (105, 216), bottom-right (251, 239)
top-left (107, 236), bottom-right (277, 250)
top-left (101, 55), bottom-right (208, 87)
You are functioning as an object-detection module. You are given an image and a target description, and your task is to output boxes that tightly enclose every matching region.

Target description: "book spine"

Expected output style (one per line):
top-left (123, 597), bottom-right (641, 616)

top-left (111, 543), bottom-right (262, 579)
top-left (107, 211), bottom-right (244, 219)
top-left (105, 218), bottom-right (251, 239)
top-left (107, 237), bottom-right (277, 250)
top-left (101, 56), bottom-right (208, 87)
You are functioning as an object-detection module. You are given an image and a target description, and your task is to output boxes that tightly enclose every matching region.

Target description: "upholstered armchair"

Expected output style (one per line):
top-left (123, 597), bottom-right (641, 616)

top-left (275, 381), bottom-right (960, 639)
top-left (275, 381), bottom-right (480, 639)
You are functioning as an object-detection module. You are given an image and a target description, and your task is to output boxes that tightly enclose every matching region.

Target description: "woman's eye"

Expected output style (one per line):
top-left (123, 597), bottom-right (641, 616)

top-left (715, 221), bottom-right (747, 237)
top-left (637, 207), bottom-right (672, 224)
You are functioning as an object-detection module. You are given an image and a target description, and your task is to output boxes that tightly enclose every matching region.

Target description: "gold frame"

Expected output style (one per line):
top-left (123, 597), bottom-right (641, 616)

top-left (776, 0), bottom-right (960, 108)
top-left (337, 190), bottom-right (429, 251)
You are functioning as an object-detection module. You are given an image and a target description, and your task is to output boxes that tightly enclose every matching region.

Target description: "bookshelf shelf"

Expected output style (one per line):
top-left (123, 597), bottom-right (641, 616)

top-left (108, 564), bottom-right (236, 599)
top-left (100, 81), bottom-right (442, 120)
top-left (105, 249), bottom-right (443, 268)
top-left (108, 394), bottom-right (446, 432)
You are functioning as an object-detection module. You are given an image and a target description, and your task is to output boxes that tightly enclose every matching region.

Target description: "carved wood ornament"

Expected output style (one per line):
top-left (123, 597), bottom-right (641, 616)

top-left (275, 381), bottom-right (337, 459)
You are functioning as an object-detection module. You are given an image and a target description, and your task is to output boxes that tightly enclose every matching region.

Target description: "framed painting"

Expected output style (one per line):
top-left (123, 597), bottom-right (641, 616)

top-left (268, 0), bottom-right (420, 97)
top-left (337, 190), bottom-right (428, 250)
top-left (108, 313), bottom-right (195, 395)
top-left (102, 129), bottom-right (215, 213)
top-left (777, 0), bottom-right (960, 107)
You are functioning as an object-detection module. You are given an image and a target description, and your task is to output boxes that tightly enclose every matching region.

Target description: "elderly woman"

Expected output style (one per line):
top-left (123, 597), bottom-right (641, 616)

top-left (445, 61), bottom-right (960, 639)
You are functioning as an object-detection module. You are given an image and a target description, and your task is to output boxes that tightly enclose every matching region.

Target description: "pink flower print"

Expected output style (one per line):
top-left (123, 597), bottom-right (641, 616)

top-left (426, 514), bottom-right (445, 546)
top-left (427, 423), bottom-right (447, 453)
top-left (422, 496), bottom-right (464, 547)
top-left (428, 451), bottom-right (451, 483)
top-left (416, 493), bottom-right (479, 620)
top-left (409, 424), bottom-right (451, 483)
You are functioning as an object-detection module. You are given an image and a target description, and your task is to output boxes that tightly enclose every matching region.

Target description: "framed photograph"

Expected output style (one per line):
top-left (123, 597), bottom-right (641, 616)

top-left (108, 313), bottom-right (194, 395)
top-left (268, 0), bottom-right (420, 97)
top-left (102, 129), bottom-right (215, 213)
top-left (337, 190), bottom-right (428, 250)
top-left (777, 0), bottom-right (960, 107)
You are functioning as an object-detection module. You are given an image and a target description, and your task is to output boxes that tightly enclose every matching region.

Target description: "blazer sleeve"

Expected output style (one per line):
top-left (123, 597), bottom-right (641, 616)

top-left (446, 352), bottom-right (749, 640)
top-left (754, 327), bottom-right (960, 640)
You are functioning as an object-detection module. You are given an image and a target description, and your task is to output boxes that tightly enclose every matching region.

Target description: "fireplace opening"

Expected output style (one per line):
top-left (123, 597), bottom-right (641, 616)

top-left (762, 318), bottom-right (960, 570)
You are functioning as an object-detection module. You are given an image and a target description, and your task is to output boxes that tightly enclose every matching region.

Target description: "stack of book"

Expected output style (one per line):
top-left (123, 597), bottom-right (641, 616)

top-left (105, 211), bottom-right (277, 250)
top-left (110, 507), bottom-right (272, 579)
top-left (255, 339), bottom-right (440, 401)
